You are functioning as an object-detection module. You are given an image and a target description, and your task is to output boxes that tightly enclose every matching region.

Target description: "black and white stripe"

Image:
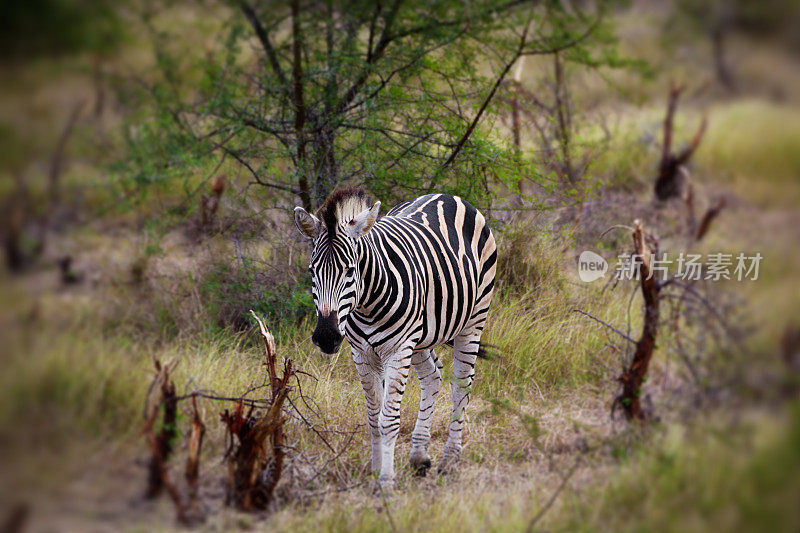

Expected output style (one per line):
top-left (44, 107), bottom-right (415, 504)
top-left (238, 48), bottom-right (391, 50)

top-left (294, 188), bottom-right (496, 489)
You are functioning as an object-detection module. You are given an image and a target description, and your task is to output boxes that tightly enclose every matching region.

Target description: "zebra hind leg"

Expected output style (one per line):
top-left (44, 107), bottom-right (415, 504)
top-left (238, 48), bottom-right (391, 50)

top-left (440, 328), bottom-right (482, 474)
top-left (409, 349), bottom-right (442, 474)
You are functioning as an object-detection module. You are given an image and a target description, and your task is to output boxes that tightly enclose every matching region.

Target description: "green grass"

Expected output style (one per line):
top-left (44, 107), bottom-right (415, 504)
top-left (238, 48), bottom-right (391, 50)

top-left (481, 293), bottom-right (611, 396)
top-left (699, 100), bottom-right (800, 207)
top-left (554, 406), bottom-right (800, 533)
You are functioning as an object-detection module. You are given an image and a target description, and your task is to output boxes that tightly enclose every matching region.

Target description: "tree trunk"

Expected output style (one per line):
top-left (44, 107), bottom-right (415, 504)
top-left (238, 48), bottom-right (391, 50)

top-left (312, 126), bottom-right (337, 205)
top-left (553, 52), bottom-right (575, 183)
top-left (312, 1), bottom-right (340, 207)
top-left (291, 0), bottom-right (312, 211)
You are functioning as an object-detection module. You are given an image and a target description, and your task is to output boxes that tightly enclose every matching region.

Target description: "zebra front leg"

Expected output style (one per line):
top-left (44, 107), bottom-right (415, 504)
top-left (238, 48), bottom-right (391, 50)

top-left (409, 349), bottom-right (442, 474)
top-left (354, 352), bottom-right (383, 474)
top-left (440, 332), bottom-right (481, 474)
top-left (378, 348), bottom-right (413, 491)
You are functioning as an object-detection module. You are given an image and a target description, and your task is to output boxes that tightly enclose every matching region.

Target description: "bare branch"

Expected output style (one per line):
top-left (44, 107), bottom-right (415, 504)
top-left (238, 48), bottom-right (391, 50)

top-left (430, 21), bottom-right (531, 186)
top-left (676, 114), bottom-right (708, 165)
top-left (661, 81), bottom-right (684, 164)
top-left (49, 100), bottom-right (86, 206)
top-left (573, 309), bottom-right (637, 345)
top-left (238, 1), bottom-right (288, 88)
top-left (695, 197), bottom-right (726, 241)
top-left (184, 396), bottom-right (206, 513)
top-left (655, 82), bottom-right (707, 201)
top-left (222, 147), bottom-right (300, 194)
top-left (616, 220), bottom-right (662, 420)
top-left (526, 455), bottom-right (582, 532)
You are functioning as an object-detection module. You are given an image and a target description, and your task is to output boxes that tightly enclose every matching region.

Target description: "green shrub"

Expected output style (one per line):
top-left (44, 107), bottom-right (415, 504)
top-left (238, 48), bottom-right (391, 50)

top-left (200, 261), bottom-right (314, 333)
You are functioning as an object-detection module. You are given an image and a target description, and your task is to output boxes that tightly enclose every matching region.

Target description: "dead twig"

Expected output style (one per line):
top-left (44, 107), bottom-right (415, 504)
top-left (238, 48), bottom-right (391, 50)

top-left (221, 311), bottom-right (294, 510)
top-left (140, 311), bottom-right (360, 522)
top-left (526, 455), bottom-right (582, 532)
top-left (572, 309), bottom-right (637, 345)
top-left (49, 100), bottom-right (86, 206)
top-left (200, 175), bottom-right (226, 230)
top-left (185, 396), bottom-right (206, 514)
top-left (616, 220), bottom-right (662, 420)
top-left (654, 82), bottom-right (707, 201)
top-left (695, 197), bottom-right (726, 241)
top-left (142, 359), bottom-right (188, 523)
top-left (378, 483), bottom-right (399, 533)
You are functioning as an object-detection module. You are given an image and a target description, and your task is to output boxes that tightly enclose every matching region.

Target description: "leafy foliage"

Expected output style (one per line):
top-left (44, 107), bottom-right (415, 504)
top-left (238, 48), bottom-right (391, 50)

top-left (116, 0), bottom-right (626, 211)
top-left (0, 0), bottom-right (125, 59)
top-left (493, 0), bottom-right (650, 185)
top-left (201, 261), bottom-right (314, 332)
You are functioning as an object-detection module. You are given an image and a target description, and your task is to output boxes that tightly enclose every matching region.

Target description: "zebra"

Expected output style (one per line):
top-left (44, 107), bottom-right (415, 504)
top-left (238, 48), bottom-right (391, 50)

top-left (293, 187), bottom-right (496, 490)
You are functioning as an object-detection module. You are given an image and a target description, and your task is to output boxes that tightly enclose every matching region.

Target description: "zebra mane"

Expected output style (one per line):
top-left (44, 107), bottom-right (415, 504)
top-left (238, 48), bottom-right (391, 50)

top-left (318, 187), bottom-right (371, 237)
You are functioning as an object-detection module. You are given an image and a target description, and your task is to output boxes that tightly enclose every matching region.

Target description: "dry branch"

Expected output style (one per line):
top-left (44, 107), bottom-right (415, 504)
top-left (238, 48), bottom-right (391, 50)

top-left (221, 311), bottom-right (294, 510)
top-left (143, 359), bottom-right (179, 500)
top-left (573, 308), bottom-right (636, 346)
top-left (654, 82), bottom-right (707, 201)
top-left (142, 359), bottom-right (188, 522)
top-left (695, 197), bottom-right (726, 241)
top-left (4, 100), bottom-right (85, 273)
top-left (185, 396), bottom-right (206, 511)
top-left (142, 360), bottom-right (208, 525)
top-left (526, 456), bottom-right (582, 532)
top-left (616, 220), bottom-right (662, 420)
top-left (681, 169), bottom-right (696, 235)
top-left (200, 175), bottom-right (226, 229)
top-left (782, 325), bottom-right (800, 372)
top-left (140, 312), bottom-right (357, 523)
top-left (49, 100), bottom-right (86, 206)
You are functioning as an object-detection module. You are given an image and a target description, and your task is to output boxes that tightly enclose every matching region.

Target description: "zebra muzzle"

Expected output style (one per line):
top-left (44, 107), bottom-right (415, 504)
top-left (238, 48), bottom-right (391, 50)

top-left (312, 311), bottom-right (343, 354)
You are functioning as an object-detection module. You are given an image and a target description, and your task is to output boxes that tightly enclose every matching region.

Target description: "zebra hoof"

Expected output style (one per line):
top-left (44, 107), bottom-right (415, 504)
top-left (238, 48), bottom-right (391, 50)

top-left (437, 452), bottom-right (460, 475)
top-left (377, 474), bottom-right (395, 494)
top-left (409, 453), bottom-right (432, 476)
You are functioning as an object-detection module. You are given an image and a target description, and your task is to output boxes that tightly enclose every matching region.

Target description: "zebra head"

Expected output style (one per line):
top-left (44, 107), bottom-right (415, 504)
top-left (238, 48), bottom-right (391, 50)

top-left (293, 188), bottom-right (381, 354)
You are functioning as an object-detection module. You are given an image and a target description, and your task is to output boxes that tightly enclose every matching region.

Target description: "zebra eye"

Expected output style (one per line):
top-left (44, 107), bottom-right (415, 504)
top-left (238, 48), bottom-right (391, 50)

top-left (346, 266), bottom-right (355, 277)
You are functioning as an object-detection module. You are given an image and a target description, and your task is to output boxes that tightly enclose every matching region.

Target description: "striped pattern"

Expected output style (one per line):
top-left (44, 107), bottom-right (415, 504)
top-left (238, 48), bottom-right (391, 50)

top-left (299, 190), bottom-right (496, 490)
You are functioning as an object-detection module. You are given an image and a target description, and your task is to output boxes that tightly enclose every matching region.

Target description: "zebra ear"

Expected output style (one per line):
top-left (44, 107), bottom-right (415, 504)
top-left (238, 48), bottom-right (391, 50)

top-left (294, 207), bottom-right (320, 240)
top-left (345, 201), bottom-right (381, 239)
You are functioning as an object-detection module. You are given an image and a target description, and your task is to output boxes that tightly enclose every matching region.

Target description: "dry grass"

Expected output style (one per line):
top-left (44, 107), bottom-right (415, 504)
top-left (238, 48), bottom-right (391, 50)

top-left (3, 197), bottom-right (796, 531)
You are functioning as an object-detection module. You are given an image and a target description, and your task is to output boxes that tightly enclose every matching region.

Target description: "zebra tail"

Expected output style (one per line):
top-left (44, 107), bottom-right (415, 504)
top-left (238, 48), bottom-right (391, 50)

top-left (444, 340), bottom-right (496, 360)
